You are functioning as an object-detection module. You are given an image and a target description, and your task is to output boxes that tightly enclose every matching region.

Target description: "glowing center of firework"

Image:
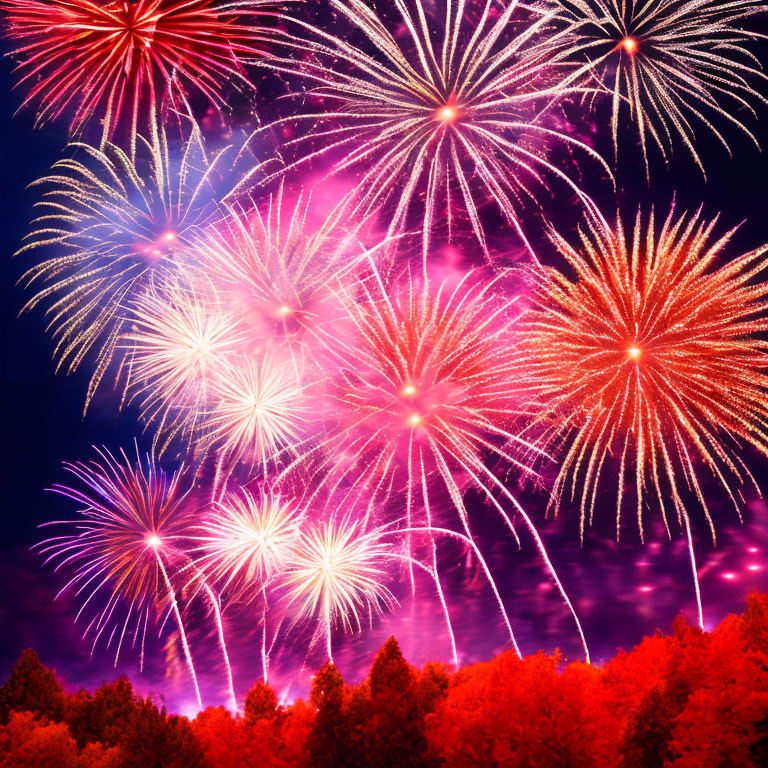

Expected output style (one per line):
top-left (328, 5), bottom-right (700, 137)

top-left (401, 384), bottom-right (417, 396)
top-left (435, 105), bottom-right (459, 123)
top-left (620, 36), bottom-right (638, 55)
top-left (278, 305), bottom-right (292, 316)
top-left (145, 534), bottom-right (162, 549)
top-left (627, 345), bottom-right (642, 359)
top-left (408, 413), bottom-right (422, 427)
top-left (139, 230), bottom-right (178, 261)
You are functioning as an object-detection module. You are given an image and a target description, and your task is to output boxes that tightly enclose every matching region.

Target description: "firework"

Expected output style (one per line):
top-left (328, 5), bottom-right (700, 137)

top-left (18, 122), bottom-right (254, 411)
top-left (196, 487), bottom-right (302, 593)
top-left (188, 183), bottom-right (386, 371)
top-left (123, 277), bottom-right (243, 451)
top-left (519, 205), bottom-right (768, 627)
top-left (36, 447), bottom-right (207, 708)
top-left (545, 0), bottom-right (768, 176)
top-left (3, 0), bottom-right (284, 150)
top-left (257, 0), bottom-right (610, 262)
top-left (281, 518), bottom-right (397, 661)
top-left (200, 352), bottom-right (309, 482)
top-left (287, 264), bottom-right (590, 660)
top-left (195, 487), bottom-right (302, 680)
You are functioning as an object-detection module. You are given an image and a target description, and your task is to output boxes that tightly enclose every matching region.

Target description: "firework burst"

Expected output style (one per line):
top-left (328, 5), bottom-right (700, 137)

top-left (519, 204), bottom-right (768, 627)
top-left (18, 123), bottom-right (253, 410)
top-left (281, 517), bottom-right (397, 661)
top-left (258, 0), bottom-right (610, 262)
top-left (123, 278), bottom-right (243, 451)
top-left (546, 0), bottom-right (768, 177)
top-left (3, 0), bottom-right (285, 151)
top-left (288, 263), bottom-right (590, 659)
top-left (196, 487), bottom-right (302, 596)
top-left (36, 447), bottom-right (207, 707)
top-left (194, 487), bottom-right (302, 679)
top-left (200, 352), bottom-right (308, 482)
top-left (188, 183), bottom-right (385, 371)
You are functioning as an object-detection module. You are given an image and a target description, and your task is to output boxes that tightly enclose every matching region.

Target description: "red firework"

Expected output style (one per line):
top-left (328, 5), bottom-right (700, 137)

top-left (3, 0), bottom-right (280, 147)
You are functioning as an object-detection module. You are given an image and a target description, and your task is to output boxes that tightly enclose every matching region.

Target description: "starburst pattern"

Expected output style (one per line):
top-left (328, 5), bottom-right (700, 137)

top-left (35, 447), bottom-right (205, 705)
top-left (282, 518), bottom-right (396, 659)
top-left (302, 265), bottom-right (530, 526)
top-left (201, 353), bottom-right (308, 476)
top-left (4, 0), bottom-right (284, 150)
top-left (546, 0), bottom-right (768, 176)
top-left (17, 123), bottom-right (252, 410)
top-left (123, 279), bottom-right (243, 448)
top-left (260, 0), bottom-right (610, 261)
top-left (519, 205), bottom-right (768, 624)
top-left (188, 183), bottom-right (381, 366)
top-left (196, 487), bottom-right (302, 597)
top-left (289, 264), bottom-right (590, 659)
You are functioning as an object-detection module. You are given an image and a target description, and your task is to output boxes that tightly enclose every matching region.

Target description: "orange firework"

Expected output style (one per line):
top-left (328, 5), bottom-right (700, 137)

top-left (520, 205), bottom-right (768, 626)
top-left (3, 0), bottom-right (283, 151)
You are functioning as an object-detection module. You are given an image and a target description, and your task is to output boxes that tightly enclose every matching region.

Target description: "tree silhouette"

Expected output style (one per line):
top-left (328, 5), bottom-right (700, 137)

top-left (364, 636), bottom-right (428, 768)
top-left (120, 698), bottom-right (203, 768)
top-left (0, 650), bottom-right (64, 725)
top-left (2, 594), bottom-right (768, 767)
top-left (244, 681), bottom-right (279, 725)
top-left (308, 662), bottom-right (346, 768)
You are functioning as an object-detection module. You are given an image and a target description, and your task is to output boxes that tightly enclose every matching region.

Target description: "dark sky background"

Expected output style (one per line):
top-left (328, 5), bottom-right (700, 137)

top-left (2, 18), bottom-right (768, 714)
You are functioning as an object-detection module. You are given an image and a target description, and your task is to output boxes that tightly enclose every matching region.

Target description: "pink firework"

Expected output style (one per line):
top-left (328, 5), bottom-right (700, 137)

top-left (188, 183), bottom-right (388, 372)
top-left (36, 447), bottom-right (208, 708)
top-left (284, 264), bottom-right (590, 660)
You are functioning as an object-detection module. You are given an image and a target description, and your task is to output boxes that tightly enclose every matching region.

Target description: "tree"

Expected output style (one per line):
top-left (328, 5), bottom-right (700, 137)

top-left (426, 651), bottom-right (619, 768)
top-left (416, 663), bottom-right (450, 716)
top-left (65, 677), bottom-right (136, 749)
top-left (307, 663), bottom-right (346, 768)
top-left (741, 590), bottom-right (768, 655)
top-left (192, 707), bottom-right (256, 768)
top-left (0, 710), bottom-right (79, 768)
top-left (120, 698), bottom-right (204, 768)
top-left (244, 681), bottom-right (279, 725)
top-left (363, 637), bottom-right (428, 768)
top-left (277, 698), bottom-right (313, 768)
top-left (619, 684), bottom-right (680, 768)
top-left (665, 613), bottom-right (768, 767)
top-left (0, 650), bottom-right (65, 725)
top-left (0, 710), bottom-right (120, 768)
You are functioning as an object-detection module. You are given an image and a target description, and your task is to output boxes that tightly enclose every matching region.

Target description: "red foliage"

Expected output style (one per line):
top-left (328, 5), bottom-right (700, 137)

top-left (2, 592), bottom-right (768, 767)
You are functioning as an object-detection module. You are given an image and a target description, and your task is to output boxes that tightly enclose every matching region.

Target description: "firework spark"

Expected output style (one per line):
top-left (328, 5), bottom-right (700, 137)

top-left (201, 352), bottom-right (308, 482)
top-left (546, 0), bottom-right (768, 176)
top-left (195, 487), bottom-right (302, 680)
top-left (519, 204), bottom-right (768, 627)
top-left (3, 0), bottom-right (284, 150)
top-left (36, 447), bottom-right (208, 708)
top-left (18, 122), bottom-right (253, 411)
top-left (258, 0), bottom-right (610, 262)
top-left (123, 278), bottom-right (243, 451)
top-left (281, 518), bottom-right (397, 661)
top-left (286, 264), bottom-right (590, 660)
top-left (196, 487), bottom-right (302, 596)
top-left (188, 183), bottom-right (385, 370)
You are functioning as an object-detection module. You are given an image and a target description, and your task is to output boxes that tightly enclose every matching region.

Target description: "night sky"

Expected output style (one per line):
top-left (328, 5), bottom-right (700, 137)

top-left (2, 16), bottom-right (768, 714)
